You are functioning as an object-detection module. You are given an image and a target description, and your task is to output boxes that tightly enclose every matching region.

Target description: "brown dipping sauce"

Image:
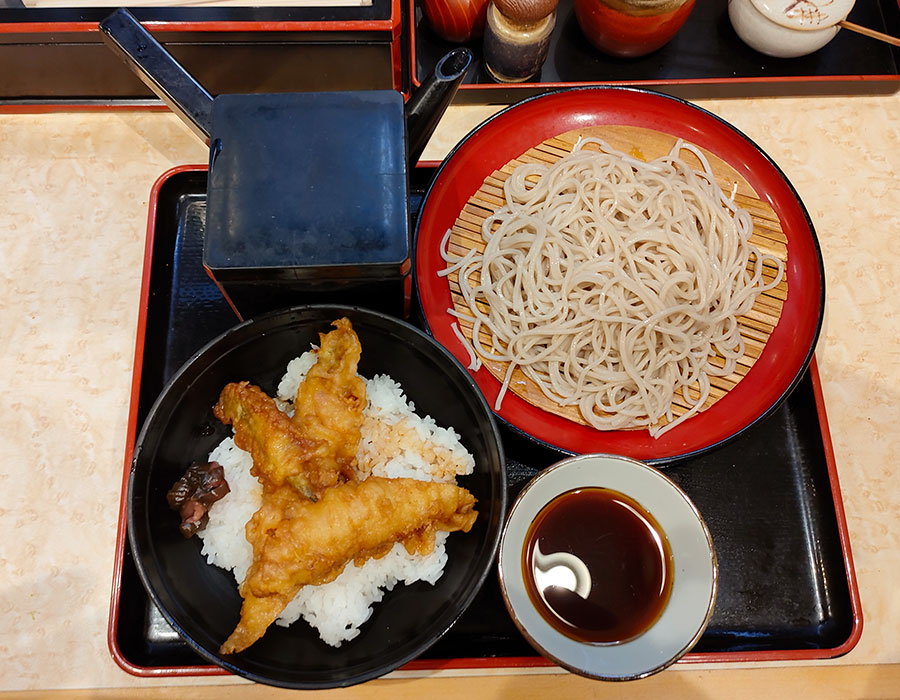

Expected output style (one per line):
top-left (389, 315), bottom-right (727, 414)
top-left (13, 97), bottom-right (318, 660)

top-left (522, 487), bottom-right (673, 644)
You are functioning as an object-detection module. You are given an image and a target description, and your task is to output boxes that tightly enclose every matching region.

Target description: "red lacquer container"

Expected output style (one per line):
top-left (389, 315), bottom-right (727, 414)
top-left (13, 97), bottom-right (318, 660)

top-left (421, 0), bottom-right (491, 42)
top-left (574, 0), bottom-right (695, 57)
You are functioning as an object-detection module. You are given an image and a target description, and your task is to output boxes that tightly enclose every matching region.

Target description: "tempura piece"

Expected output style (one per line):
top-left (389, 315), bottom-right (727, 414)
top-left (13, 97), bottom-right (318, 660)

top-left (213, 318), bottom-right (367, 499)
top-left (213, 381), bottom-right (320, 493)
top-left (219, 476), bottom-right (477, 654)
top-left (290, 317), bottom-right (367, 493)
top-left (214, 317), bottom-right (478, 654)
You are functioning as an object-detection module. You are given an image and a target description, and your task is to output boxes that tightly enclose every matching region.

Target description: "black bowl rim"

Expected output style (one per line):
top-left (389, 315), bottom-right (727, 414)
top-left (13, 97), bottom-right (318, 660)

top-left (413, 85), bottom-right (825, 466)
top-left (127, 303), bottom-right (508, 689)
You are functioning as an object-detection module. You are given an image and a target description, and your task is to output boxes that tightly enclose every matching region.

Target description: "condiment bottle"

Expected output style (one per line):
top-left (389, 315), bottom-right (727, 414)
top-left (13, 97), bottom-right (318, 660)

top-left (483, 0), bottom-right (558, 83)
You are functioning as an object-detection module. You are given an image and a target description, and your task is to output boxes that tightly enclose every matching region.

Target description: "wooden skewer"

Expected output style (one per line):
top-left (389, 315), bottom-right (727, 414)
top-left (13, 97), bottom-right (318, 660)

top-left (838, 20), bottom-right (900, 48)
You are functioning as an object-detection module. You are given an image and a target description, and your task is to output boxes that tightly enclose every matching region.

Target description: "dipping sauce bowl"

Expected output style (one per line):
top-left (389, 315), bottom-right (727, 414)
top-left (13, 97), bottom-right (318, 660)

top-left (498, 453), bottom-right (717, 680)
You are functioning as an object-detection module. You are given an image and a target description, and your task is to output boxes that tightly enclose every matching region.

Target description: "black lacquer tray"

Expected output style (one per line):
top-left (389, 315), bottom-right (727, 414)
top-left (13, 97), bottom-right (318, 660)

top-left (0, 0), bottom-right (403, 102)
top-left (108, 165), bottom-right (862, 677)
top-left (410, 0), bottom-right (900, 102)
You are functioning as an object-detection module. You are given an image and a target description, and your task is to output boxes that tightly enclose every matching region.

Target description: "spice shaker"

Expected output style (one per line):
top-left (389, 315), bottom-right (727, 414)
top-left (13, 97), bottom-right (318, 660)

top-left (483, 0), bottom-right (558, 83)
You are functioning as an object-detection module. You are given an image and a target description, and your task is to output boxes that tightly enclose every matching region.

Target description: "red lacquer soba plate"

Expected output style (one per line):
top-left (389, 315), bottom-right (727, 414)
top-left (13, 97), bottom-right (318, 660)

top-left (414, 87), bottom-right (824, 463)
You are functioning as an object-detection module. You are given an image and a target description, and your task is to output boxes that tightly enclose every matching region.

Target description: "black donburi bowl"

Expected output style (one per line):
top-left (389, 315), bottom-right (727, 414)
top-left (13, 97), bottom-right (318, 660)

top-left (127, 305), bottom-right (507, 689)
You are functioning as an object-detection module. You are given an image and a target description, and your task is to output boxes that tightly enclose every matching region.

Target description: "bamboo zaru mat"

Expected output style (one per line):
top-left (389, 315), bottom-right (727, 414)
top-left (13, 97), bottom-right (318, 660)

top-left (441, 125), bottom-right (788, 431)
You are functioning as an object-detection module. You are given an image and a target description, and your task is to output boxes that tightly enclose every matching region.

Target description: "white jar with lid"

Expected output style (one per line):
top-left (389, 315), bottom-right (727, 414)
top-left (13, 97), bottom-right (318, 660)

top-left (728, 0), bottom-right (855, 58)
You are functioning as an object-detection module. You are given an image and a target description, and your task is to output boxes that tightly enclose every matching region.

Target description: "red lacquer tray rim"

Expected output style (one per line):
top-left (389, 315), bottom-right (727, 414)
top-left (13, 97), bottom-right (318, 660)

top-left (0, 0), bottom-right (402, 35)
top-left (107, 163), bottom-right (862, 679)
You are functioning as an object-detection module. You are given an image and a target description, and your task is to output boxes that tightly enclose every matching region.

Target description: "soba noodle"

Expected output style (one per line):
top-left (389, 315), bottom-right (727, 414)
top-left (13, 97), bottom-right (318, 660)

top-left (439, 137), bottom-right (785, 437)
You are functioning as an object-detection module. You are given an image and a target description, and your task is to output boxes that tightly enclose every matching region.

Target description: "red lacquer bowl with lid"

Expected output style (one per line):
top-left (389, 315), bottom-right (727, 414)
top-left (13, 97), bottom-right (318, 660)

top-left (574, 0), bottom-right (696, 57)
top-left (421, 0), bottom-right (491, 42)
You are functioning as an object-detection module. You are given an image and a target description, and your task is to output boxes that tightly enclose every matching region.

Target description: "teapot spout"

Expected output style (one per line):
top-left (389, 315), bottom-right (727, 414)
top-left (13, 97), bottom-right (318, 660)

top-left (405, 48), bottom-right (473, 165)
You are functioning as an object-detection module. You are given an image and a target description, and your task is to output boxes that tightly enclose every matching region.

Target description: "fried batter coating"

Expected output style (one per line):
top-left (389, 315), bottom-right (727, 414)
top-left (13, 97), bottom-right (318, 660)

top-left (219, 476), bottom-right (477, 654)
top-left (212, 318), bottom-right (367, 499)
top-left (290, 317), bottom-right (367, 494)
top-left (213, 382), bottom-right (319, 493)
top-left (212, 318), bottom-right (478, 655)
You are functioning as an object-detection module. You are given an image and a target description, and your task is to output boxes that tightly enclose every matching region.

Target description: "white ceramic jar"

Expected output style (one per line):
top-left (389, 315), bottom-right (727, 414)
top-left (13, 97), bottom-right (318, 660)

top-left (728, 0), bottom-right (855, 58)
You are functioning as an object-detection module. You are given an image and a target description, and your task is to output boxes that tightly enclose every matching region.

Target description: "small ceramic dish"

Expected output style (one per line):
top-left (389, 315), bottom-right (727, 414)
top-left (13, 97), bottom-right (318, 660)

top-left (728, 0), bottom-right (855, 58)
top-left (498, 453), bottom-right (717, 680)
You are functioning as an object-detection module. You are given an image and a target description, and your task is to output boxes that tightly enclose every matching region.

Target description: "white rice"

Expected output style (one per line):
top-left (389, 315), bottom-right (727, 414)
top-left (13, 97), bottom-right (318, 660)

top-left (196, 350), bottom-right (475, 647)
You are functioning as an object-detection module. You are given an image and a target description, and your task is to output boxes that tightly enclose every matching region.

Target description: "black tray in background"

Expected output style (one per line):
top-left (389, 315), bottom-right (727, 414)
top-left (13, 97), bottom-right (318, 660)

top-left (0, 0), bottom-right (402, 102)
top-left (111, 166), bottom-right (860, 674)
top-left (411, 0), bottom-right (900, 101)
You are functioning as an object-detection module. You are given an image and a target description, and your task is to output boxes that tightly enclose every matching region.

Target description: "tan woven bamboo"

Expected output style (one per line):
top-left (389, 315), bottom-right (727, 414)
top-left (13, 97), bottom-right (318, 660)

top-left (443, 125), bottom-right (787, 429)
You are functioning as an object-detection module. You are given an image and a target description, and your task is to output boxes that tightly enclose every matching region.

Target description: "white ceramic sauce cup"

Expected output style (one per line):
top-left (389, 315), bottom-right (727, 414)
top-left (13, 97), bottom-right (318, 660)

top-left (497, 454), bottom-right (717, 680)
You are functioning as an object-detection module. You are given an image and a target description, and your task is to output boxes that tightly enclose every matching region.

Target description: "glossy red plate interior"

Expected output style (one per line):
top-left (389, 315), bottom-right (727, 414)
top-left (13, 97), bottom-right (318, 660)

top-left (414, 87), bottom-right (824, 462)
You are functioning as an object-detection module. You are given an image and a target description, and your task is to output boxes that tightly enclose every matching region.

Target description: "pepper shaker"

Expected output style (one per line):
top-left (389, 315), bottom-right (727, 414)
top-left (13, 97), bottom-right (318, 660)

top-left (483, 0), bottom-right (558, 83)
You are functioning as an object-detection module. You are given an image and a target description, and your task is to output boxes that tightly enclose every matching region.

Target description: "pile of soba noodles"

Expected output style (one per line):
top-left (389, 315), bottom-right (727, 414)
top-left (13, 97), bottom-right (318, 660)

top-left (441, 137), bottom-right (784, 437)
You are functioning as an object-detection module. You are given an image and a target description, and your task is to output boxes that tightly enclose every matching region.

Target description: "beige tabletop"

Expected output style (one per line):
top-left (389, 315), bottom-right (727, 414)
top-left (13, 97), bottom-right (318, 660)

top-left (1, 91), bottom-right (900, 698)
